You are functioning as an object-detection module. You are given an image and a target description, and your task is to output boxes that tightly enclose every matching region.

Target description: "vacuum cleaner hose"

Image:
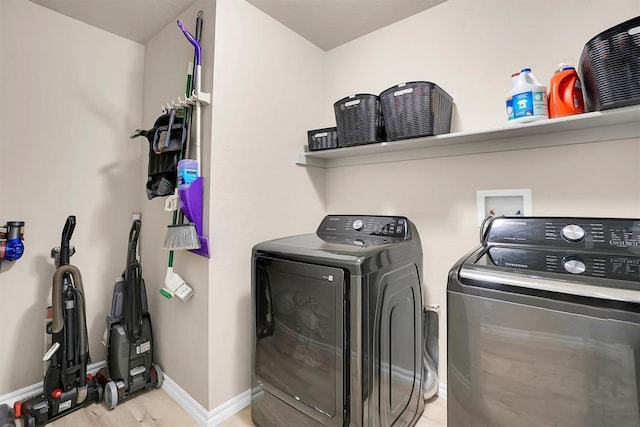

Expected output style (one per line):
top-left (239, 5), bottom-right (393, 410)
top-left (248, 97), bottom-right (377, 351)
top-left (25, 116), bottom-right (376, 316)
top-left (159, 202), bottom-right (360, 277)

top-left (51, 264), bottom-right (89, 404)
top-left (52, 265), bottom-right (85, 333)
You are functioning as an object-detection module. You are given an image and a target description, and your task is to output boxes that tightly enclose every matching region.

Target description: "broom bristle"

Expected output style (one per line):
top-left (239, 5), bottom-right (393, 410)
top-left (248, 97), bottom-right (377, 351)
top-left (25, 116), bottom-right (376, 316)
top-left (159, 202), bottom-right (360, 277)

top-left (163, 223), bottom-right (201, 250)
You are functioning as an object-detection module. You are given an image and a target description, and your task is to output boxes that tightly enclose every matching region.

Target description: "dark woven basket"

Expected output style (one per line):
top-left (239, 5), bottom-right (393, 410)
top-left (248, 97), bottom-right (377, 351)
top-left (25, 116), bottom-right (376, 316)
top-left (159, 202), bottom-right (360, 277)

top-left (578, 16), bottom-right (640, 111)
top-left (307, 127), bottom-right (338, 151)
top-left (334, 94), bottom-right (385, 147)
top-left (380, 81), bottom-right (453, 141)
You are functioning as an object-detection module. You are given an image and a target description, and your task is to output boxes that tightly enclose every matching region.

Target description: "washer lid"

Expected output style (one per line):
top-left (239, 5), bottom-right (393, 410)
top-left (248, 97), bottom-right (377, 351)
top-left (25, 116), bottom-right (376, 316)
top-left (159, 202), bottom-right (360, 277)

top-left (460, 246), bottom-right (640, 303)
top-left (480, 246), bottom-right (640, 283)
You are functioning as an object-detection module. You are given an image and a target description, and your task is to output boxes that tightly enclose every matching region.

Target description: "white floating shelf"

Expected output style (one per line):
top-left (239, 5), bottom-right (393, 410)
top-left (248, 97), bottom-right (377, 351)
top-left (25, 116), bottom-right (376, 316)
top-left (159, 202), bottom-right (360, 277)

top-left (296, 105), bottom-right (640, 168)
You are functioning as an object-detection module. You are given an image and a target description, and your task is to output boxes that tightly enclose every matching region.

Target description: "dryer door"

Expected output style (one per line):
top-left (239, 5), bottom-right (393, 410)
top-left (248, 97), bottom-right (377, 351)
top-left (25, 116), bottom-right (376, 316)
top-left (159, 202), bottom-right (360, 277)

top-left (253, 256), bottom-right (346, 426)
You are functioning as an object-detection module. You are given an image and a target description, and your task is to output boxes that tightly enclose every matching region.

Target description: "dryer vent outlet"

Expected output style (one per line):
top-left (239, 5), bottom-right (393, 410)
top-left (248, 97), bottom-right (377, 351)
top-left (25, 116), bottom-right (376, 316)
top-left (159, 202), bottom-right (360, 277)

top-left (477, 189), bottom-right (532, 225)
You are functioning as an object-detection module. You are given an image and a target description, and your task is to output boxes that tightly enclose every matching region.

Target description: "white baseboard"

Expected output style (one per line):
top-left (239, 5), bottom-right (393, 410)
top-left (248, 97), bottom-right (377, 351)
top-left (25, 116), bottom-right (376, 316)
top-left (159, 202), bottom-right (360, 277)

top-left (161, 374), bottom-right (209, 426)
top-left (437, 382), bottom-right (447, 400)
top-left (0, 361), bottom-right (106, 406)
top-left (208, 389), bottom-right (250, 426)
top-left (161, 376), bottom-right (250, 427)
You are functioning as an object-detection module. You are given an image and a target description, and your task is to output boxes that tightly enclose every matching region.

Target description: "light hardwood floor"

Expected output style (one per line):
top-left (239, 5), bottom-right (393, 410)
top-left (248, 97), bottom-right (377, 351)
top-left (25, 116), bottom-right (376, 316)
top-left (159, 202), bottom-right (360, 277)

top-left (48, 389), bottom-right (198, 427)
top-left (48, 389), bottom-right (446, 426)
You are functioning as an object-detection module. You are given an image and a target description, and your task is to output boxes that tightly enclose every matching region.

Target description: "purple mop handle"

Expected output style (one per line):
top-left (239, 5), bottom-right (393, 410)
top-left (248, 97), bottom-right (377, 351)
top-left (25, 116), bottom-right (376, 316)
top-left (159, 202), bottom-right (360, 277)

top-left (177, 19), bottom-right (201, 65)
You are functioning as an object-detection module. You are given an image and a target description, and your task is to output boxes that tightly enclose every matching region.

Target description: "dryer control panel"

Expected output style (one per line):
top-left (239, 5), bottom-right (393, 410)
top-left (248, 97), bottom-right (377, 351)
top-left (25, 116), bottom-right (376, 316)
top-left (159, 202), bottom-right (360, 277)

top-left (486, 217), bottom-right (640, 253)
top-left (317, 215), bottom-right (410, 239)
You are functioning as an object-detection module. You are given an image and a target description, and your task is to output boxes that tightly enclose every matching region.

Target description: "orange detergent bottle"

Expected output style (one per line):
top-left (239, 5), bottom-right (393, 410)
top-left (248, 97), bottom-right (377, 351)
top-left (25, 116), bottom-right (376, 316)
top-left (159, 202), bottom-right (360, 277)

top-left (549, 66), bottom-right (585, 118)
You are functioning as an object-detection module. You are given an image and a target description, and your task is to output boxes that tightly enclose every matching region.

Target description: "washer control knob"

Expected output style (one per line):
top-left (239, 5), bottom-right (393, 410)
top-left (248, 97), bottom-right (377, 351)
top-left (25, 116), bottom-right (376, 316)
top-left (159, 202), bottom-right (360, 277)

top-left (561, 224), bottom-right (585, 242)
top-left (352, 219), bottom-right (364, 231)
top-left (563, 257), bottom-right (586, 275)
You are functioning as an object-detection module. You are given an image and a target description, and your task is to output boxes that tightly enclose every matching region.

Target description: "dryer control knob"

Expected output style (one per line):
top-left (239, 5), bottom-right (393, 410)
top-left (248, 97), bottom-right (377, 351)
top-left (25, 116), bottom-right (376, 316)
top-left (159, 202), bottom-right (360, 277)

top-left (561, 224), bottom-right (585, 242)
top-left (563, 257), bottom-right (586, 275)
top-left (352, 219), bottom-right (364, 231)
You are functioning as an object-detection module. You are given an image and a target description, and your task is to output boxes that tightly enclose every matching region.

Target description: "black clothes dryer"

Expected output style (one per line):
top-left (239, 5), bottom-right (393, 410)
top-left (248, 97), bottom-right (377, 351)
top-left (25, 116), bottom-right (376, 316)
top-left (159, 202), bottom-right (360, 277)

top-left (252, 215), bottom-right (425, 427)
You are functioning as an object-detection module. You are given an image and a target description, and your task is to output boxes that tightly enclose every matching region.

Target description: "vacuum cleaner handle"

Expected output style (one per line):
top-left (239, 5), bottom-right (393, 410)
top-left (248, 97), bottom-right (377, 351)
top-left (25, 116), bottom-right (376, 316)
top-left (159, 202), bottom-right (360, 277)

top-left (127, 220), bottom-right (141, 267)
top-left (52, 263), bottom-right (90, 400)
top-left (129, 219), bottom-right (141, 244)
top-left (59, 216), bottom-right (76, 266)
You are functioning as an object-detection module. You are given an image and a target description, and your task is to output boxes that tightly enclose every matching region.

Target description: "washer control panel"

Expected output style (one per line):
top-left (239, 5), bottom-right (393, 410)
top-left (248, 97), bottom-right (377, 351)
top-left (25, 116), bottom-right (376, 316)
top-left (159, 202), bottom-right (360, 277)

top-left (485, 247), bottom-right (640, 282)
top-left (486, 217), bottom-right (640, 253)
top-left (561, 224), bottom-right (586, 243)
top-left (317, 215), bottom-right (409, 239)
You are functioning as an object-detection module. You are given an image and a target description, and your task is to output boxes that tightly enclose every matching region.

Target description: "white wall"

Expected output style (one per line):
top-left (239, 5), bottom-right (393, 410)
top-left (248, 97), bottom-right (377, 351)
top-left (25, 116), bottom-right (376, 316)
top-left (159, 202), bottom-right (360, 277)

top-left (0, 0), bottom-right (144, 395)
top-left (322, 0), bottom-right (640, 384)
top-left (207, 0), bottom-right (327, 409)
top-left (139, 0), bottom-right (216, 408)
top-left (323, 0), bottom-right (640, 132)
top-left (1, 0), bottom-right (639, 416)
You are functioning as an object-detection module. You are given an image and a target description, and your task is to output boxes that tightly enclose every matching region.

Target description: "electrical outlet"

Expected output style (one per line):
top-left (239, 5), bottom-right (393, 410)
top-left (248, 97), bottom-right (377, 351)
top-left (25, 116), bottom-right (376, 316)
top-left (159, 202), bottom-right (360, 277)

top-left (477, 189), bottom-right (532, 225)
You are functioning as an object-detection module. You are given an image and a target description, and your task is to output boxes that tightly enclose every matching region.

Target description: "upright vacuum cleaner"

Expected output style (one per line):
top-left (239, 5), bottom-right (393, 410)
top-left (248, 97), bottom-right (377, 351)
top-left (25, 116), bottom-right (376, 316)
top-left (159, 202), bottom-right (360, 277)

top-left (96, 219), bottom-right (163, 410)
top-left (13, 216), bottom-right (102, 426)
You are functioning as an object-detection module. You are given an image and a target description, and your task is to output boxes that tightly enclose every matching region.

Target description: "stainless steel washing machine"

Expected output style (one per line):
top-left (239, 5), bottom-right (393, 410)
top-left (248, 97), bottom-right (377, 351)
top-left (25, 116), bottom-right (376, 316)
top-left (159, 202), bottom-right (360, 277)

top-left (448, 216), bottom-right (640, 426)
top-left (251, 215), bottom-right (425, 426)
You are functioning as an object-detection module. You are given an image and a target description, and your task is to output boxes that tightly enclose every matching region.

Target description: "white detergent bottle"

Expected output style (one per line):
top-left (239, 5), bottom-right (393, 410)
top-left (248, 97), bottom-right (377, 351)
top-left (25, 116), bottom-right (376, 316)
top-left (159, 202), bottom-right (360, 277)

top-left (505, 71), bottom-right (520, 121)
top-left (511, 67), bottom-right (549, 123)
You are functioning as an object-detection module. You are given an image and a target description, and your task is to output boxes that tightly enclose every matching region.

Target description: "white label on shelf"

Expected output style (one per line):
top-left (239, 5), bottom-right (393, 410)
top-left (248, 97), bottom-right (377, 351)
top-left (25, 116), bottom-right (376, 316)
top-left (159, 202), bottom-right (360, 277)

top-left (394, 88), bottom-right (414, 97)
top-left (345, 99), bottom-right (361, 107)
top-left (314, 132), bottom-right (328, 138)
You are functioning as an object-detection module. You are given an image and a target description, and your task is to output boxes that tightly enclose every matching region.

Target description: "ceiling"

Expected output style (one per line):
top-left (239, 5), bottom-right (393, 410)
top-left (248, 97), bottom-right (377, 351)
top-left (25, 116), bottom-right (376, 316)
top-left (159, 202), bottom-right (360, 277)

top-left (245, 0), bottom-right (446, 50)
top-left (28, 0), bottom-right (445, 50)
top-left (28, 0), bottom-right (197, 44)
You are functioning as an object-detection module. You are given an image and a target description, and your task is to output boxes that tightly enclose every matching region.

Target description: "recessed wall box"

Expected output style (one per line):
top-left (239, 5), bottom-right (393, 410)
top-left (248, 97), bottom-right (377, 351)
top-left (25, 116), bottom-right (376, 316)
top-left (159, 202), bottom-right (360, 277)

top-left (477, 189), bottom-right (532, 226)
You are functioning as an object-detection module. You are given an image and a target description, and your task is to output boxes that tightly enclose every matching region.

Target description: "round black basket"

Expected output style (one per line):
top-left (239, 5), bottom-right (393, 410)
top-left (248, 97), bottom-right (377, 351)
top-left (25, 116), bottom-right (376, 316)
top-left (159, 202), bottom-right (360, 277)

top-left (334, 94), bottom-right (385, 147)
top-left (578, 16), bottom-right (640, 111)
top-left (380, 81), bottom-right (453, 141)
